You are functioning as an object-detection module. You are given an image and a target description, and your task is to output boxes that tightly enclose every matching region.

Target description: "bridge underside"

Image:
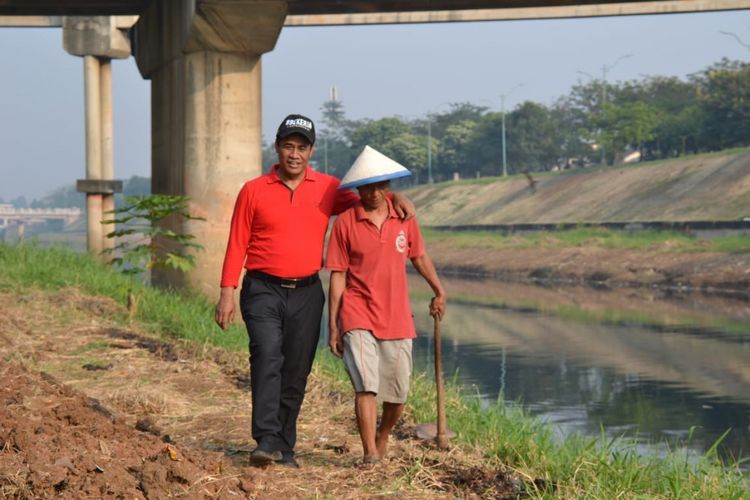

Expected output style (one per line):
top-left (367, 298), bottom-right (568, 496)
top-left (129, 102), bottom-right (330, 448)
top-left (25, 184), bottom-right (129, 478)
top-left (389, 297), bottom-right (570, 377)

top-left (1, 0), bottom-right (746, 16)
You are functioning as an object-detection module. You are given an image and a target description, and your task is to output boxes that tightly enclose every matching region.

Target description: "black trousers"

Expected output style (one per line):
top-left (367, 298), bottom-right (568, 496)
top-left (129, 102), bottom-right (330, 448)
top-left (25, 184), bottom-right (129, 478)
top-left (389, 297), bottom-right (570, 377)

top-left (239, 272), bottom-right (325, 453)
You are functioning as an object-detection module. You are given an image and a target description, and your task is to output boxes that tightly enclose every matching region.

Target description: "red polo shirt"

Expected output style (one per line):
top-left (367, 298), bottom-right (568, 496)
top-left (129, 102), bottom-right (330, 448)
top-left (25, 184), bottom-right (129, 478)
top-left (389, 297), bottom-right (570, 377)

top-left (220, 165), bottom-right (358, 288)
top-left (326, 199), bottom-right (425, 340)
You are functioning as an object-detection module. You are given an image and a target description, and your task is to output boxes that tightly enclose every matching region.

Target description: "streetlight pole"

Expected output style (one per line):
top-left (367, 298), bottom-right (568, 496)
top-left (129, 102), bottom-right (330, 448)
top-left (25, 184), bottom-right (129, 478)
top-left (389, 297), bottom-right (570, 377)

top-left (323, 85), bottom-right (338, 175)
top-left (500, 83), bottom-right (524, 177)
top-left (427, 119), bottom-right (433, 184)
top-left (577, 54), bottom-right (631, 166)
top-left (501, 95), bottom-right (508, 177)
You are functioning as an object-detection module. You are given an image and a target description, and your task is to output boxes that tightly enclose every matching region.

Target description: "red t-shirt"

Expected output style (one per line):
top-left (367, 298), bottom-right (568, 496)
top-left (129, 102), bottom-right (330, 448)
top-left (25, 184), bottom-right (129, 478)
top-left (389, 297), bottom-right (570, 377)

top-left (326, 199), bottom-right (425, 340)
top-left (220, 165), bottom-right (359, 288)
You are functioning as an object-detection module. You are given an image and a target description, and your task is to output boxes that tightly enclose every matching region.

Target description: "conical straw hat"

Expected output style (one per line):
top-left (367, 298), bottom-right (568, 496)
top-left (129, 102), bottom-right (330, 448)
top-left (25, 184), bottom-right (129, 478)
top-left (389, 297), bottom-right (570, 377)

top-left (339, 145), bottom-right (412, 189)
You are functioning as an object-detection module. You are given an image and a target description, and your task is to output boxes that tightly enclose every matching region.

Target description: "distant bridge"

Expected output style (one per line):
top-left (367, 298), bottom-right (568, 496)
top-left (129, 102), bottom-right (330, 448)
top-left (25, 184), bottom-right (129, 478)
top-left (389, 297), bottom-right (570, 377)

top-left (0, 206), bottom-right (82, 229)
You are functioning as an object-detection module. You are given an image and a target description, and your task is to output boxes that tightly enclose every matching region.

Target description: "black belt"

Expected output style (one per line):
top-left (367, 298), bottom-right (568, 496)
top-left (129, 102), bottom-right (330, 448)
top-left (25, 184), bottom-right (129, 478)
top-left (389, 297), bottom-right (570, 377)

top-left (248, 271), bottom-right (319, 289)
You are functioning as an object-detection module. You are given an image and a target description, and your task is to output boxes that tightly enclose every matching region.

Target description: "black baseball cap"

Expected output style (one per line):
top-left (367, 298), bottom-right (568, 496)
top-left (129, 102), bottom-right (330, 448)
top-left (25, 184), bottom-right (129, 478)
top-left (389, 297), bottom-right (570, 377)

top-left (276, 114), bottom-right (315, 145)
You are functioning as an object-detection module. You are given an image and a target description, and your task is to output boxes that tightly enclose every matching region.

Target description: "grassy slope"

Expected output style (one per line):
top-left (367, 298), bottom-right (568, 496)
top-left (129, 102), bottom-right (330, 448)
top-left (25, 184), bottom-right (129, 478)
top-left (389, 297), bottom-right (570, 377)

top-left (421, 226), bottom-right (750, 253)
top-left (1, 243), bottom-right (747, 498)
top-left (404, 149), bottom-right (750, 225)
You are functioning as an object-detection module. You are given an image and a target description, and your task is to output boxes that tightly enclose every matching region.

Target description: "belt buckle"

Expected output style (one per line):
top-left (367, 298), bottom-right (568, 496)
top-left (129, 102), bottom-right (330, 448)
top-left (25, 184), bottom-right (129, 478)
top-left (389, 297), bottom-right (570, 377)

top-left (280, 280), bottom-right (297, 289)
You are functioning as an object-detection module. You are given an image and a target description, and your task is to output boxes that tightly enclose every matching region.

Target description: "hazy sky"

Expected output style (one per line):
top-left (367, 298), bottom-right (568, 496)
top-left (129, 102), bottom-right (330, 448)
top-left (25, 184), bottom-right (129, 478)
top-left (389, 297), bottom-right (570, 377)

top-left (1, 8), bottom-right (750, 201)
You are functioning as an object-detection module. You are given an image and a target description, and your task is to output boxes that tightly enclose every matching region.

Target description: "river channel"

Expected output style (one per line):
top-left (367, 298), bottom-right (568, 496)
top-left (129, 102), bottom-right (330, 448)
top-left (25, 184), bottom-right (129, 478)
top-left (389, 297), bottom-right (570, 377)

top-left (404, 275), bottom-right (750, 464)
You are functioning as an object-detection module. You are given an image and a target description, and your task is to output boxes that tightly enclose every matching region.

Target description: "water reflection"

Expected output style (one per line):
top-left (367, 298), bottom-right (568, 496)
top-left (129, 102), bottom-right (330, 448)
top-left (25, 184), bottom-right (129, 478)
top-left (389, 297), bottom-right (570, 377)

top-left (407, 275), bottom-right (750, 462)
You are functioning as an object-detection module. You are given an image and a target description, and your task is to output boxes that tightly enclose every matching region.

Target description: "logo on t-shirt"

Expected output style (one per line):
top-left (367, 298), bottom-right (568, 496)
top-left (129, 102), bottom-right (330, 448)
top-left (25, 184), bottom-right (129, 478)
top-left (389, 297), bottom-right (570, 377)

top-left (395, 230), bottom-right (407, 253)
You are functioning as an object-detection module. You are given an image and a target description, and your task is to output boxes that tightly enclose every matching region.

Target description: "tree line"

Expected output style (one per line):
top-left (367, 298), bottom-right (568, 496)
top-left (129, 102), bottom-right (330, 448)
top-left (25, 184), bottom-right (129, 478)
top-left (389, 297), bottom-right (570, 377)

top-left (7, 57), bottom-right (750, 209)
top-left (261, 58), bottom-right (750, 184)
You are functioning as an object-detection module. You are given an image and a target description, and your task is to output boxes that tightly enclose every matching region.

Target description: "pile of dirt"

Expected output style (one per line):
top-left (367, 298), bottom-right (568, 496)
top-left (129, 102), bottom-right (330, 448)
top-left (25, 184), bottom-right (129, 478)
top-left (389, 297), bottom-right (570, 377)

top-left (0, 360), bottom-right (249, 499)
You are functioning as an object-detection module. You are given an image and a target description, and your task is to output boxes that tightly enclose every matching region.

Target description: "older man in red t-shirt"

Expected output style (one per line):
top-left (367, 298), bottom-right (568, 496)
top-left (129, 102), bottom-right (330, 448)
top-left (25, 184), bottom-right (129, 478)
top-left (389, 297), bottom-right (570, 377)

top-left (326, 146), bottom-right (446, 464)
top-left (215, 117), bottom-right (414, 468)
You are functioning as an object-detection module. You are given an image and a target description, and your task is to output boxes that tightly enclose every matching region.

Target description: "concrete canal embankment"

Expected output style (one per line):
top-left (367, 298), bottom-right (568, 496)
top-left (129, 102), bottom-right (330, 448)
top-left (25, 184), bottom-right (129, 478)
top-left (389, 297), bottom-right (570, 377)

top-left (405, 149), bottom-right (750, 294)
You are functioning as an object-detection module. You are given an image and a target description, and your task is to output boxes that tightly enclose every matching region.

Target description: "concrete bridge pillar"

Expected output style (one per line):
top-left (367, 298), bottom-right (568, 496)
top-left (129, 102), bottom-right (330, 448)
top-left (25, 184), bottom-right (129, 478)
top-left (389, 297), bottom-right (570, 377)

top-left (133, 0), bottom-right (287, 295)
top-left (63, 16), bottom-right (129, 259)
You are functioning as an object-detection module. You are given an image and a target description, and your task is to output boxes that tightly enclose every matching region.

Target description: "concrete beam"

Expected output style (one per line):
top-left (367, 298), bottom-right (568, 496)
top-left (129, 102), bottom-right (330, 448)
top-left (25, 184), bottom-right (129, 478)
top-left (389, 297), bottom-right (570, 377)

top-left (76, 179), bottom-right (123, 194)
top-left (186, 0), bottom-right (288, 53)
top-left (6, 0), bottom-right (750, 30)
top-left (0, 16), bottom-right (62, 26)
top-left (284, 0), bottom-right (750, 26)
top-left (0, 15), bottom-right (137, 27)
top-left (133, 0), bottom-right (286, 78)
top-left (63, 16), bottom-right (131, 58)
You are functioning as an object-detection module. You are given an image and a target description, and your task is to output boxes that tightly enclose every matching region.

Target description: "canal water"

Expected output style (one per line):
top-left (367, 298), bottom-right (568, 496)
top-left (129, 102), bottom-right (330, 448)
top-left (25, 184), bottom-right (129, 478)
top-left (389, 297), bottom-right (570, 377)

top-left (404, 275), bottom-right (750, 464)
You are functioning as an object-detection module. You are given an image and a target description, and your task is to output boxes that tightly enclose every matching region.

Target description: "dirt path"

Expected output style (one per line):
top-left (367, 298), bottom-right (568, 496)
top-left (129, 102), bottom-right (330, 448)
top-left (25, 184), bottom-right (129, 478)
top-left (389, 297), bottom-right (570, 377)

top-left (0, 288), bottom-right (521, 499)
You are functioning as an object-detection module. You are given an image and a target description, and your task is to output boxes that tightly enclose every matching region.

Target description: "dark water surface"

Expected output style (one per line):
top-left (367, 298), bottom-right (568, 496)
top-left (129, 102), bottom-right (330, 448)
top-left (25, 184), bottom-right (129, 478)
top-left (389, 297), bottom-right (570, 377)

top-left (406, 275), bottom-right (750, 463)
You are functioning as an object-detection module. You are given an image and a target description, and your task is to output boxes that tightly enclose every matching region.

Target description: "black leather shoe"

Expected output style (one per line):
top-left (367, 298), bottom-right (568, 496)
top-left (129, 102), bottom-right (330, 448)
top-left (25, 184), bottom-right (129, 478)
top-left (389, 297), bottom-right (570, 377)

top-left (250, 448), bottom-right (282, 466)
top-left (275, 451), bottom-right (300, 469)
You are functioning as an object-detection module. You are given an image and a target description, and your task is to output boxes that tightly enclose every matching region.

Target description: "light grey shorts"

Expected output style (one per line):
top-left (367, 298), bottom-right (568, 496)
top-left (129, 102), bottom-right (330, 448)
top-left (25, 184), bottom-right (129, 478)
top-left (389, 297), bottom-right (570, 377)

top-left (342, 329), bottom-right (413, 404)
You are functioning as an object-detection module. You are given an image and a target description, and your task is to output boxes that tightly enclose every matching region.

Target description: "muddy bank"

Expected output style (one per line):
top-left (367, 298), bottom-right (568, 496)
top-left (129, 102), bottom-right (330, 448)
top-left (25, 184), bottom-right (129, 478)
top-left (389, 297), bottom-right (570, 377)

top-left (426, 242), bottom-right (750, 296)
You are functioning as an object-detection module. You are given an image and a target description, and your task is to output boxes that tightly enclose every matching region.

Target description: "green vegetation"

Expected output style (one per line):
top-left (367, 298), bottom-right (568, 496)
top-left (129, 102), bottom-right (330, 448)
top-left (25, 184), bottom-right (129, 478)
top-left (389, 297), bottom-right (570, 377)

top-left (274, 58), bottom-right (750, 183)
top-left (1, 243), bottom-right (747, 498)
top-left (71, 340), bottom-right (112, 354)
top-left (422, 227), bottom-right (750, 254)
top-left (103, 194), bottom-right (205, 277)
top-left (711, 235), bottom-right (750, 254)
top-left (0, 243), bottom-right (246, 351)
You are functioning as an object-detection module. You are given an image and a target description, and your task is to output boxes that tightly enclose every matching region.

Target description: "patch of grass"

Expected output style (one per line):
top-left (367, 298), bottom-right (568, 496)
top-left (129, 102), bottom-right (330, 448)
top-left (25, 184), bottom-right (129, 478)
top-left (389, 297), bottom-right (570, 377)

top-left (422, 226), bottom-right (750, 253)
top-left (2, 243), bottom-right (748, 497)
top-left (421, 228), bottom-right (518, 250)
top-left (72, 340), bottom-right (111, 354)
top-left (712, 235), bottom-right (750, 254)
top-left (80, 358), bottom-right (113, 371)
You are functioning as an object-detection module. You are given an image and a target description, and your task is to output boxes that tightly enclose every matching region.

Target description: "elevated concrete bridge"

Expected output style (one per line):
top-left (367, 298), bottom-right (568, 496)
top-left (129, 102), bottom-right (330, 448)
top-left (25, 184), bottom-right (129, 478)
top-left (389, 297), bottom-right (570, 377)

top-left (2, 0), bottom-right (749, 294)
top-left (0, 206), bottom-right (82, 229)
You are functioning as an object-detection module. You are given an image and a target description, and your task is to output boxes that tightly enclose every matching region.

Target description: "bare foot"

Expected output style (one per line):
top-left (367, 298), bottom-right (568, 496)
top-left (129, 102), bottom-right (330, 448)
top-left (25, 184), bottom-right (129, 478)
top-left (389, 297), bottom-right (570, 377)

top-left (357, 455), bottom-right (381, 468)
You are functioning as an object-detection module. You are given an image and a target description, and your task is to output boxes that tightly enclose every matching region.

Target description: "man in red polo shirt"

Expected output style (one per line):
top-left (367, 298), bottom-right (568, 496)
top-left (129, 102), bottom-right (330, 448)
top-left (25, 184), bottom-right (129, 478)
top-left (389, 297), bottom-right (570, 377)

top-left (214, 116), bottom-right (414, 468)
top-left (326, 146), bottom-right (446, 465)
